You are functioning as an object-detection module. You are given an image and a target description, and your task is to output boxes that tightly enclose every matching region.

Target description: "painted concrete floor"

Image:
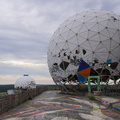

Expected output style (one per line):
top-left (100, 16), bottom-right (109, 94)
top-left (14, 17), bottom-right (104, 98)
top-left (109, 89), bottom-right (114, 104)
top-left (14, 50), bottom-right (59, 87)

top-left (0, 90), bottom-right (120, 120)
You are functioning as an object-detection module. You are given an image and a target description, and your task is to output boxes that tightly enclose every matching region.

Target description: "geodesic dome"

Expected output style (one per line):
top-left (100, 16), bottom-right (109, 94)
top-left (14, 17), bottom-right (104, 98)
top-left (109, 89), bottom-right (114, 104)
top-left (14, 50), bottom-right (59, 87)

top-left (47, 10), bottom-right (120, 86)
top-left (14, 75), bottom-right (36, 89)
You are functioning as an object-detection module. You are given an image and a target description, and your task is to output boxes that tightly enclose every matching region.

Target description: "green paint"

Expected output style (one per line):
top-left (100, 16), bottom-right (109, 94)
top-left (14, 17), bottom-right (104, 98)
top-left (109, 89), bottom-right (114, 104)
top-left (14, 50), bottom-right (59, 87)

top-left (88, 77), bottom-right (91, 93)
top-left (88, 76), bottom-right (100, 93)
top-left (97, 76), bottom-right (100, 90)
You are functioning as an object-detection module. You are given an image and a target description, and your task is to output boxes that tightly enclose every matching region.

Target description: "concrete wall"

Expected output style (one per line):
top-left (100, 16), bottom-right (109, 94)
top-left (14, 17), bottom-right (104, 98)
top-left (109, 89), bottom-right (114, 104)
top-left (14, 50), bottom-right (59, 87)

top-left (0, 86), bottom-right (59, 115)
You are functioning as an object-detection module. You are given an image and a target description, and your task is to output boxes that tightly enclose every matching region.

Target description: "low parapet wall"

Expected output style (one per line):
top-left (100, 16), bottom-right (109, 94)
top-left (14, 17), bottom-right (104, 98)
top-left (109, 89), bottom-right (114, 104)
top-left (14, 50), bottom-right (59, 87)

top-left (60, 85), bottom-right (120, 92)
top-left (0, 86), bottom-right (59, 115)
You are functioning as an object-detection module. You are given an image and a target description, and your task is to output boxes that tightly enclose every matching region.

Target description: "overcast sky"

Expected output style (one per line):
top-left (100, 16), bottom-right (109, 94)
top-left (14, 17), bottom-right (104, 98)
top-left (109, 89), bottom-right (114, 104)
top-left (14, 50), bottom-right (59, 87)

top-left (0, 0), bottom-right (120, 85)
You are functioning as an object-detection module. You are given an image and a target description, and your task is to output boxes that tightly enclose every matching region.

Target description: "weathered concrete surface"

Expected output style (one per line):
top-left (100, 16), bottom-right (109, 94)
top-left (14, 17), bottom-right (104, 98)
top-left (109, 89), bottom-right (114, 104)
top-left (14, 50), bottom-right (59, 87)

top-left (95, 96), bottom-right (120, 104)
top-left (95, 96), bottom-right (120, 111)
top-left (0, 91), bottom-right (120, 120)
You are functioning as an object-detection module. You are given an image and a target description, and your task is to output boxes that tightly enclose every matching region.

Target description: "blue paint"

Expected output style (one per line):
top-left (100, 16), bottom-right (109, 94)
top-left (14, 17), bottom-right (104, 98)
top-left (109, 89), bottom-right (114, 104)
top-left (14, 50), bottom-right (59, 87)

top-left (106, 59), bottom-right (112, 64)
top-left (77, 74), bottom-right (87, 83)
top-left (78, 59), bottom-right (90, 71)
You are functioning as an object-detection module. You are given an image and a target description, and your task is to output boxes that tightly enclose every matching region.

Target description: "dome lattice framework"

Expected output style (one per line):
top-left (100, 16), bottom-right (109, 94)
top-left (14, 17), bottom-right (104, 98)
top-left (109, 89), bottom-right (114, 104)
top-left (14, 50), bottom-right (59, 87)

top-left (47, 10), bottom-right (120, 91)
top-left (14, 75), bottom-right (36, 89)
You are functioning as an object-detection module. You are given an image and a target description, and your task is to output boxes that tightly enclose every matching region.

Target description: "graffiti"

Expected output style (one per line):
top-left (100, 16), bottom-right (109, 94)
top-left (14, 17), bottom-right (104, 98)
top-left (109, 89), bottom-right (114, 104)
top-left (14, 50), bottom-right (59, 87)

top-left (28, 81), bottom-right (36, 88)
top-left (70, 57), bottom-right (80, 66)
top-left (102, 100), bottom-right (109, 105)
top-left (0, 91), bottom-right (120, 120)
top-left (109, 100), bottom-right (120, 111)
top-left (101, 110), bottom-right (119, 115)
top-left (50, 43), bottom-right (120, 88)
top-left (0, 100), bottom-right (81, 119)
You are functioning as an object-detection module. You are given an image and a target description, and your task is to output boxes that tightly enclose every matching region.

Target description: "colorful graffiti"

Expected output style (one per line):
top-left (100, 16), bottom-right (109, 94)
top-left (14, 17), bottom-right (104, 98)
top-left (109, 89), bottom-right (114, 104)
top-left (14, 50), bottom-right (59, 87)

top-left (0, 91), bottom-right (119, 120)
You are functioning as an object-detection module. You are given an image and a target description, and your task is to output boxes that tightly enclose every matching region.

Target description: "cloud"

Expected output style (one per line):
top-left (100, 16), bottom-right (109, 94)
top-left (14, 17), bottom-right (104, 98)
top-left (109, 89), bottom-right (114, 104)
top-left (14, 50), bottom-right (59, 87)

top-left (0, 58), bottom-right (50, 77)
top-left (0, 0), bottom-right (120, 84)
top-left (0, 74), bottom-right (54, 85)
top-left (0, 59), bottom-right (45, 68)
top-left (101, 0), bottom-right (120, 13)
top-left (85, 0), bottom-right (102, 9)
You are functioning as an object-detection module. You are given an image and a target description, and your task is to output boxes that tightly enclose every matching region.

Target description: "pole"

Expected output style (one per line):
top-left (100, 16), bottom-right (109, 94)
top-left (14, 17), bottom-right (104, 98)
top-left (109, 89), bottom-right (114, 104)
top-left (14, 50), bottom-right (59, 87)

top-left (88, 76), bottom-right (91, 93)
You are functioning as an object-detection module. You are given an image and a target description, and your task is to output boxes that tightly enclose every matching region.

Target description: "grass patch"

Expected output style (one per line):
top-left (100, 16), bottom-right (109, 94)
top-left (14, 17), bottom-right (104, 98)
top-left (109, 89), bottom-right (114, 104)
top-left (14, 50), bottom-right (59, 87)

top-left (108, 104), bottom-right (112, 108)
top-left (88, 95), bottom-right (96, 100)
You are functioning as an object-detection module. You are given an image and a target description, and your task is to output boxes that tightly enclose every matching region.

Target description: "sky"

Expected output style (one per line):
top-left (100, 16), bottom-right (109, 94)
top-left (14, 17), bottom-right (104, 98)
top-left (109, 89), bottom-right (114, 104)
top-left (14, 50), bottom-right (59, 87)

top-left (0, 0), bottom-right (120, 85)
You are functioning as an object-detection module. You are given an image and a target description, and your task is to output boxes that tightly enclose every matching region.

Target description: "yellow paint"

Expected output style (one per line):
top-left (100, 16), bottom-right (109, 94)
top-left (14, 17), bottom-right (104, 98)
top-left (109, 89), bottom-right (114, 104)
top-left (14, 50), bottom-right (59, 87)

top-left (79, 82), bottom-right (86, 85)
top-left (93, 107), bottom-right (99, 110)
top-left (24, 104), bottom-right (36, 109)
top-left (101, 110), bottom-right (119, 114)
